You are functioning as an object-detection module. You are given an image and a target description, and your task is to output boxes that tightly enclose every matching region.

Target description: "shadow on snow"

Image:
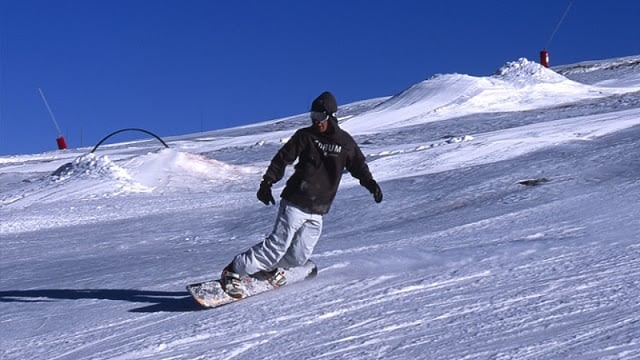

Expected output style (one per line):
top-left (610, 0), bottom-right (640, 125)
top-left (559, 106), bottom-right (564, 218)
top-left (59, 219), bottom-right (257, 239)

top-left (0, 289), bottom-right (202, 313)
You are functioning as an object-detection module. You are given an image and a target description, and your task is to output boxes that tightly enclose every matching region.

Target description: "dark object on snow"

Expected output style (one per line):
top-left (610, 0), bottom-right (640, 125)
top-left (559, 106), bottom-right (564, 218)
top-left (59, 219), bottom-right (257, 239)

top-left (91, 128), bottom-right (169, 153)
top-left (518, 178), bottom-right (550, 186)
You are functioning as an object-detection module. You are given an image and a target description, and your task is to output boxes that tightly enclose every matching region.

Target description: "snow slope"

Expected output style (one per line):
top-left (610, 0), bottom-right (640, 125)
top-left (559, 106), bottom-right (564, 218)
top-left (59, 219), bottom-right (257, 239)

top-left (343, 58), bottom-right (640, 133)
top-left (1, 56), bottom-right (640, 359)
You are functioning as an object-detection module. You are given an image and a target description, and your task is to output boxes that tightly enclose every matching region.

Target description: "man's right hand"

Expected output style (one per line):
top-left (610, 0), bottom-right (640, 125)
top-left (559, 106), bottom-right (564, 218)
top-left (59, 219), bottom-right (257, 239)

top-left (257, 180), bottom-right (275, 205)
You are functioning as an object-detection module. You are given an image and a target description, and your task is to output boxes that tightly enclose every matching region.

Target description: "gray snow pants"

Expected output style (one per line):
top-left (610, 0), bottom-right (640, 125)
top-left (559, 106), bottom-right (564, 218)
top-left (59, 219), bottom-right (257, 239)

top-left (231, 200), bottom-right (323, 276)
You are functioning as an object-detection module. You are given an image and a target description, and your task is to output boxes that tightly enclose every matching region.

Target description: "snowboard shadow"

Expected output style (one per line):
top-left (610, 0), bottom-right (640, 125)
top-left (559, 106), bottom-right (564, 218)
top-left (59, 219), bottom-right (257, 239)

top-left (0, 288), bottom-right (203, 313)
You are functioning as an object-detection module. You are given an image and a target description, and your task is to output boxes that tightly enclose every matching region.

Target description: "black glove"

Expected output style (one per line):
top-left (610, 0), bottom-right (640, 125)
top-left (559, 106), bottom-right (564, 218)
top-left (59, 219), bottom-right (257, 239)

top-left (257, 180), bottom-right (275, 205)
top-left (362, 179), bottom-right (383, 203)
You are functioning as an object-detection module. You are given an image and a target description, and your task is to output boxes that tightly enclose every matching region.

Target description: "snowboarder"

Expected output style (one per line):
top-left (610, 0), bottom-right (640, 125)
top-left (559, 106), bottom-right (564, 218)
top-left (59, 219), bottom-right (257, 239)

top-left (221, 91), bottom-right (383, 298)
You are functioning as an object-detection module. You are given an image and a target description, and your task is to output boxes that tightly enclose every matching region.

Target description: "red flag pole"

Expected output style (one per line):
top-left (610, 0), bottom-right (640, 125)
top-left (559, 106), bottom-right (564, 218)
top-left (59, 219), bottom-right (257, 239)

top-left (38, 88), bottom-right (67, 150)
top-left (541, 0), bottom-right (573, 67)
top-left (540, 49), bottom-right (550, 68)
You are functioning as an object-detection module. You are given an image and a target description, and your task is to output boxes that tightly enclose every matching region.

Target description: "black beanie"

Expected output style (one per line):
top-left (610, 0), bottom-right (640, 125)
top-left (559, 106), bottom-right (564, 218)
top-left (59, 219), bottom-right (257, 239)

top-left (310, 91), bottom-right (338, 114)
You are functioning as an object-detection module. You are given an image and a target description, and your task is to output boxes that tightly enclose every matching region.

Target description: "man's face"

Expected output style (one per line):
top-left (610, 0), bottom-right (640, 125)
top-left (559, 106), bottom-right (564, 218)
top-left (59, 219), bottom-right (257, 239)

top-left (314, 119), bottom-right (329, 133)
top-left (311, 111), bottom-right (330, 133)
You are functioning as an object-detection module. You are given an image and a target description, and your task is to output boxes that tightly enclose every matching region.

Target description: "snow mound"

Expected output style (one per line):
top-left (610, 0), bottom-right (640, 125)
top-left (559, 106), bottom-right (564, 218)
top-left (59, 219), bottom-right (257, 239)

top-left (0, 154), bottom-right (152, 208)
top-left (124, 148), bottom-right (259, 189)
top-left (1, 149), bottom-right (259, 207)
top-left (367, 58), bottom-right (566, 116)
top-left (372, 73), bottom-right (485, 111)
top-left (493, 58), bottom-right (568, 85)
top-left (40, 148), bottom-right (260, 197)
top-left (49, 153), bottom-right (152, 195)
top-left (51, 153), bottom-right (134, 183)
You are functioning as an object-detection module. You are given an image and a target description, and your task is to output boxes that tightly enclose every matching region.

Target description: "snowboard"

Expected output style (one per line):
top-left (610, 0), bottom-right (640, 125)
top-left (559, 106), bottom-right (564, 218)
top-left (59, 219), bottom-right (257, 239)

top-left (186, 260), bottom-right (318, 308)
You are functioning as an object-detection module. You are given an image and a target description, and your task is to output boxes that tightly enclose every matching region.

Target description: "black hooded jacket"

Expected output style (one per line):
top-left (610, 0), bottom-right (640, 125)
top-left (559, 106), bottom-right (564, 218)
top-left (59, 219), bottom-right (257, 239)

top-left (262, 117), bottom-right (374, 214)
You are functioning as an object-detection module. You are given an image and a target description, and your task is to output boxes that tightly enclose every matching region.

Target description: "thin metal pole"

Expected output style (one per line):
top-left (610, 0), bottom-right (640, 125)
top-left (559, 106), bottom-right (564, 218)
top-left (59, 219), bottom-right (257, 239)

top-left (38, 87), bottom-right (63, 136)
top-left (545, 0), bottom-right (574, 50)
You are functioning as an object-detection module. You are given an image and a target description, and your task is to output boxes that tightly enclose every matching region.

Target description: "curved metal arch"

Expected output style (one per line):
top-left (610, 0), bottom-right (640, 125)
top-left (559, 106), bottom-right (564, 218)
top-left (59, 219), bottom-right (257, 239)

top-left (90, 128), bottom-right (169, 153)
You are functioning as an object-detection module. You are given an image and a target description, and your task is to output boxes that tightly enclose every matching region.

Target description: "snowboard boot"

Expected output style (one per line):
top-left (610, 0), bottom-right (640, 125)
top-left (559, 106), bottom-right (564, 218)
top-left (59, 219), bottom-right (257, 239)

top-left (261, 268), bottom-right (287, 287)
top-left (221, 265), bottom-right (246, 299)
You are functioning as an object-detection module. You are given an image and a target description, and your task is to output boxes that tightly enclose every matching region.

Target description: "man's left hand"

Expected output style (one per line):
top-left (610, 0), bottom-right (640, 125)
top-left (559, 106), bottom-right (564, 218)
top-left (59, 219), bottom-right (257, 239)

top-left (363, 179), bottom-right (383, 203)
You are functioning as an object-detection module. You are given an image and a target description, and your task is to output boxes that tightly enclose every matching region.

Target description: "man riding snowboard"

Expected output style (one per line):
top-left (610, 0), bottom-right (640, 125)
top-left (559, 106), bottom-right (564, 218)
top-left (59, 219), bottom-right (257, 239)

top-left (222, 91), bottom-right (383, 298)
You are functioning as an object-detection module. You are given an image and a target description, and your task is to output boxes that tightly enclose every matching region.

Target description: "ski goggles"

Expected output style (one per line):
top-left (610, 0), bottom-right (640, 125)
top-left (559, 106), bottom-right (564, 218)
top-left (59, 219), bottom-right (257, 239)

top-left (310, 111), bottom-right (329, 123)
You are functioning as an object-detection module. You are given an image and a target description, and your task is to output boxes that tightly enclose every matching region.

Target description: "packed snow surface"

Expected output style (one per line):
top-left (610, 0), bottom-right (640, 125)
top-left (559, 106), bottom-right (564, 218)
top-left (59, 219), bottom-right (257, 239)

top-left (2, 57), bottom-right (640, 359)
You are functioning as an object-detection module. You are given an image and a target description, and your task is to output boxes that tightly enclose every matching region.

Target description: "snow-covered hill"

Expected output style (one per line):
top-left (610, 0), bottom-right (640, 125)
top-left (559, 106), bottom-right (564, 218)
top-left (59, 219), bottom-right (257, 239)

top-left (342, 58), bottom-right (639, 133)
top-left (1, 56), bottom-right (639, 359)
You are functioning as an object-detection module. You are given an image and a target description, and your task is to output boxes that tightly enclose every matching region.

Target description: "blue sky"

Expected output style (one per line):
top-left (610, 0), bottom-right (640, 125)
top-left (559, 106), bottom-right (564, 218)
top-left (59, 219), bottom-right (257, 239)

top-left (1, 0), bottom-right (639, 156)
